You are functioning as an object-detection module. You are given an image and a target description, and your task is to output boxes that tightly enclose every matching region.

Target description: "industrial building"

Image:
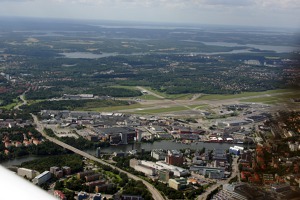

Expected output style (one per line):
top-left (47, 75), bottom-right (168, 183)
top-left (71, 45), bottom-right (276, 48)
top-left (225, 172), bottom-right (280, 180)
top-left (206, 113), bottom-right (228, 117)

top-left (166, 150), bottom-right (184, 166)
top-left (134, 164), bottom-right (156, 176)
top-left (96, 127), bottom-right (136, 145)
top-left (158, 169), bottom-right (173, 183)
top-left (229, 147), bottom-right (240, 155)
top-left (151, 149), bottom-right (167, 160)
top-left (168, 178), bottom-right (187, 190)
top-left (222, 183), bottom-right (265, 200)
top-left (32, 171), bottom-right (51, 185)
top-left (190, 166), bottom-right (225, 179)
top-left (130, 159), bottom-right (189, 177)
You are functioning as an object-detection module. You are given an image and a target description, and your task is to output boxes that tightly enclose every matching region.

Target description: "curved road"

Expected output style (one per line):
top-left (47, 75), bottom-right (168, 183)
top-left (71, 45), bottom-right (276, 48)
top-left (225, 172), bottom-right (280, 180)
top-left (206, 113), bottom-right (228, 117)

top-left (14, 92), bottom-right (28, 110)
top-left (31, 114), bottom-right (165, 200)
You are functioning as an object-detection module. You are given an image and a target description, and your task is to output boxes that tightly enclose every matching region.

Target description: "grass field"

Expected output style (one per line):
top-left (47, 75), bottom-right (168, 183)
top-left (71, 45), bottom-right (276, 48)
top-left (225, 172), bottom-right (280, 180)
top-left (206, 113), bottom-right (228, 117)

top-left (138, 95), bottom-right (161, 100)
top-left (197, 89), bottom-right (294, 101)
top-left (132, 106), bottom-right (190, 114)
top-left (240, 92), bottom-right (300, 104)
top-left (0, 102), bottom-right (18, 110)
top-left (139, 86), bottom-right (195, 100)
top-left (78, 103), bottom-right (147, 112)
top-left (0, 98), bottom-right (19, 110)
top-left (189, 104), bottom-right (209, 110)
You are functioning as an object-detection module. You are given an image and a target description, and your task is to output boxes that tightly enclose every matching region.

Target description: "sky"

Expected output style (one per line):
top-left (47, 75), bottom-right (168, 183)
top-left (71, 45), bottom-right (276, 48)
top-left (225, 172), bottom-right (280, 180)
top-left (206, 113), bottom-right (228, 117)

top-left (0, 0), bottom-right (300, 29)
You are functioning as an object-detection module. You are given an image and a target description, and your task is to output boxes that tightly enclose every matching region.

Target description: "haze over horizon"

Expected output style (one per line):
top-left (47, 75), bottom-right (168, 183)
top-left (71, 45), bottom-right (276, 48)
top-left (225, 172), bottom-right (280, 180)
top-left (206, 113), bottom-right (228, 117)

top-left (0, 0), bottom-right (299, 29)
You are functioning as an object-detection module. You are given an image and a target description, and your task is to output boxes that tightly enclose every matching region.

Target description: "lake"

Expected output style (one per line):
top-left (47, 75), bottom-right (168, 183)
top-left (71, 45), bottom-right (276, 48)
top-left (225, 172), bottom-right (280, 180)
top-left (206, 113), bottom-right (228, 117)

top-left (60, 52), bottom-right (147, 59)
top-left (200, 41), bottom-right (298, 53)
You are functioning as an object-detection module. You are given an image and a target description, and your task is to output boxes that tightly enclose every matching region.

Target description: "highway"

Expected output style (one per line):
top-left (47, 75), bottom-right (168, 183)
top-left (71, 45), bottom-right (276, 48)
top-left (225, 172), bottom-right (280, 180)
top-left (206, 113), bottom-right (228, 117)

top-left (31, 114), bottom-right (165, 200)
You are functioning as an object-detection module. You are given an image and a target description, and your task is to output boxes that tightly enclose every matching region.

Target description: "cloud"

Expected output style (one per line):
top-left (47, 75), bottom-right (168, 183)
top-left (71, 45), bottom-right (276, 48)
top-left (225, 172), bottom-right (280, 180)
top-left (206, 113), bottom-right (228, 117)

top-left (198, 0), bottom-right (254, 6)
top-left (256, 0), bottom-right (300, 9)
top-left (1, 0), bottom-right (299, 9)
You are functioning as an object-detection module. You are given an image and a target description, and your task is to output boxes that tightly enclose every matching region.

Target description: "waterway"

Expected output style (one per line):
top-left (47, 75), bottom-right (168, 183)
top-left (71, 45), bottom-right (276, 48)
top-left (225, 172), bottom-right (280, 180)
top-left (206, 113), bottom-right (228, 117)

top-left (0, 140), bottom-right (248, 167)
top-left (0, 156), bottom-right (40, 168)
top-left (89, 140), bottom-right (245, 154)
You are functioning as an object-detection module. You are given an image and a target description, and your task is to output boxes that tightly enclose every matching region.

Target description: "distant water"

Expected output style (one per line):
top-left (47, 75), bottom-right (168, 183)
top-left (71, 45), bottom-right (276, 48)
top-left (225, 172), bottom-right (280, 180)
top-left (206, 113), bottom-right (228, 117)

top-left (60, 52), bottom-right (146, 59)
top-left (60, 49), bottom-right (257, 59)
top-left (0, 140), bottom-right (248, 167)
top-left (200, 41), bottom-right (298, 53)
top-left (93, 140), bottom-right (246, 154)
top-left (0, 156), bottom-right (40, 168)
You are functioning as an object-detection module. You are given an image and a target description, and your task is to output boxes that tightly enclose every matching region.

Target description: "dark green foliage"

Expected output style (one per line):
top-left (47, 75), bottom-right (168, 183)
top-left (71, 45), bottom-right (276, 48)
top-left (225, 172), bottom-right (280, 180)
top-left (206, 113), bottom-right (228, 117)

top-left (206, 187), bottom-right (221, 200)
top-left (185, 187), bottom-right (204, 199)
top-left (87, 87), bottom-right (142, 97)
top-left (54, 180), bottom-right (64, 190)
top-left (112, 156), bottom-right (132, 169)
top-left (60, 136), bottom-right (94, 150)
top-left (151, 180), bottom-right (184, 199)
top-left (21, 154), bottom-right (83, 173)
top-left (0, 110), bottom-right (32, 120)
top-left (65, 177), bottom-right (87, 191)
top-left (26, 87), bottom-right (63, 100)
top-left (44, 128), bottom-right (56, 137)
top-left (0, 126), bottom-right (67, 161)
top-left (122, 180), bottom-right (153, 200)
top-left (64, 190), bottom-right (75, 200)
top-left (229, 176), bottom-right (238, 184)
top-left (31, 141), bottom-right (67, 156)
top-left (20, 99), bottom-right (131, 113)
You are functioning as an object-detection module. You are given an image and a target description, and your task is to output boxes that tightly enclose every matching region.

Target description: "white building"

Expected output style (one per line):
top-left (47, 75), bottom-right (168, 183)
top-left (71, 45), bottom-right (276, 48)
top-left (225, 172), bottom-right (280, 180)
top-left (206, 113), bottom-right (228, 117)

top-left (151, 149), bottom-right (167, 160)
top-left (288, 142), bottom-right (300, 152)
top-left (17, 168), bottom-right (39, 179)
top-left (134, 165), bottom-right (156, 176)
top-left (32, 171), bottom-right (51, 185)
top-left (156, 161), bottom-right (189, 177)
top-left (131, 159), bottom-right (189, 177)
top-left (244, 60), bottom-right (261, 66)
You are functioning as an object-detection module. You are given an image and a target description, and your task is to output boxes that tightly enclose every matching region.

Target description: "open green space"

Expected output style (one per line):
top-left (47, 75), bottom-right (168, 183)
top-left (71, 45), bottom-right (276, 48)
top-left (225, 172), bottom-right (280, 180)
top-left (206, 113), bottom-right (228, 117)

top-left (131, 106), bottom-right (190, 114)
top-left (197, 89), bottom-right (294, 101)
top-left (139, 87), bottom-right (195, 100)
top-left (240, 92), bottom-right (300, 104)
top-left (189, 104), bottom-right (210, 110)
top-left (21, 154), bottom-right (83, 173)
top-left (80, 102), bottom-right (147, 112)
top-left (103, 171), bottom-right (122, 183)
top-left (138, 95), bottom-right (161, 100)
top-left (0, 98), bottom-right (19, 110)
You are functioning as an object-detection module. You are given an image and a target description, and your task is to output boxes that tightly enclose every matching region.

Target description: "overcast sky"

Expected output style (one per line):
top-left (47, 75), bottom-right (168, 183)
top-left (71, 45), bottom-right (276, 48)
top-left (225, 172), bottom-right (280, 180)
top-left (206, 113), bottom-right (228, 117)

top-left (0, 0), bottom-right (299, 29)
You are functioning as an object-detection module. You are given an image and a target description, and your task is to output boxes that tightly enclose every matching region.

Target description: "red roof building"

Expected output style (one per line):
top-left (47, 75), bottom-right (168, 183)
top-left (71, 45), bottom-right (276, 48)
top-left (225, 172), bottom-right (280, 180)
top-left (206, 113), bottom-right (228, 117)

top-left (54, 190), bottom-right (66, 200)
